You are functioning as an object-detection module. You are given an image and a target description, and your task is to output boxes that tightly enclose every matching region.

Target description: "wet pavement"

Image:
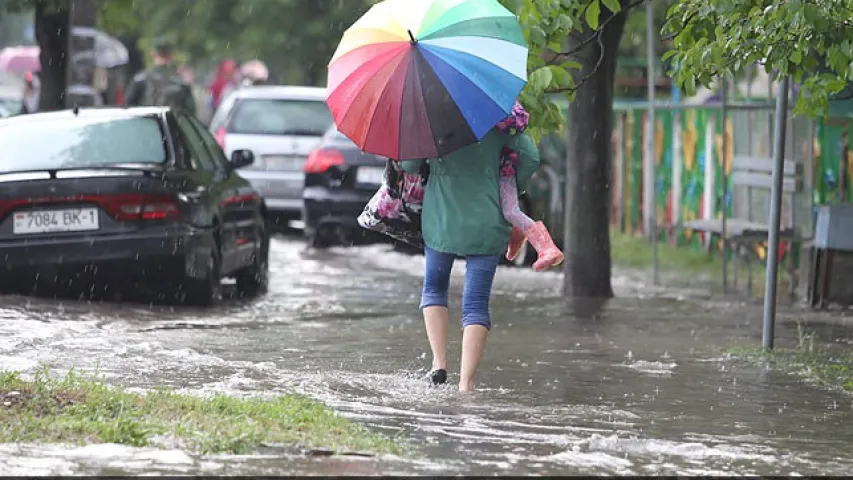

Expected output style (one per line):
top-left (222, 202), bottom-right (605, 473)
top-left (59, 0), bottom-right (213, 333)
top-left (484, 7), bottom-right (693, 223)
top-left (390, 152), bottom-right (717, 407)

top-left (1, 233), bottom-right (853, 475)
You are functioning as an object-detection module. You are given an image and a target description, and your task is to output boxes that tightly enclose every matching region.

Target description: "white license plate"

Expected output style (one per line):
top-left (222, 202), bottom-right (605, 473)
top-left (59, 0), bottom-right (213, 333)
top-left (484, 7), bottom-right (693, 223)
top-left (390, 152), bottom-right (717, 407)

top-left (264, 155), bottom-right (304, 171)
top-left (13, 208), bottom-right (99, 235)
top-left (356, 166), bottom-right (384, 185)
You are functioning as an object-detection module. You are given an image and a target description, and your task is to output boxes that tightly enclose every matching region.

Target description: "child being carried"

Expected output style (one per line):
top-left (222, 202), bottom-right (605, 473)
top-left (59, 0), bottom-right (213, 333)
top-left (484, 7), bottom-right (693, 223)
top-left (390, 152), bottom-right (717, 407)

top-left (495, 102), bottom-right (564, 271)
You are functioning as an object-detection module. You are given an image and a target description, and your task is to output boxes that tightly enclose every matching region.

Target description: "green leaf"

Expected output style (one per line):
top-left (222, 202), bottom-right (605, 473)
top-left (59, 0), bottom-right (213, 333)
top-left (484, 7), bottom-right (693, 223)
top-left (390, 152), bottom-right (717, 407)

top-left (528, 67), bottom-right (554, 92)
top-left (601, 0), bottom-right (620, 15)
top-left (528, 25), bottom-right (547, 46)
top-left (560, 60), bottom-right (582, 70)
top-left (547, 65), bottom-right (574, 89)
top-left (585, 0), bottom-right (600, 30)
top-left (790, 50), bottom-right (802, 65)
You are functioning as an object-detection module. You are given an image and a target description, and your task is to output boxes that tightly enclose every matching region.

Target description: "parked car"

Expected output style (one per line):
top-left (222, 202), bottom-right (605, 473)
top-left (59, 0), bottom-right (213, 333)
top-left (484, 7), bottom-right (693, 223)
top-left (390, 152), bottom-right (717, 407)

top-left (0, 107), bottom-right (269, 305)
top-left (302, 126), bottom-right (387, 248)
top-left (209, 85), bottom-right (334, 229)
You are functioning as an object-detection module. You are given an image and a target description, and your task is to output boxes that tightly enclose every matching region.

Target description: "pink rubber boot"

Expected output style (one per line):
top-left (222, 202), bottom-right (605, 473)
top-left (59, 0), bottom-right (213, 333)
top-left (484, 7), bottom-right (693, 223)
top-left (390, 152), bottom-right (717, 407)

top-left (506, 226), bottom-right (528, 261)
top-left (525, 221), bottom-right (564, 272)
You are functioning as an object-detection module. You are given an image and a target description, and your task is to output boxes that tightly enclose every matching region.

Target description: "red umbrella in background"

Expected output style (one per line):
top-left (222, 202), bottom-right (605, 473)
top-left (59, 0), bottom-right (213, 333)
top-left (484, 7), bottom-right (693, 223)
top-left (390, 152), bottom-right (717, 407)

top-left (0, 46), bottom-right (40, 73)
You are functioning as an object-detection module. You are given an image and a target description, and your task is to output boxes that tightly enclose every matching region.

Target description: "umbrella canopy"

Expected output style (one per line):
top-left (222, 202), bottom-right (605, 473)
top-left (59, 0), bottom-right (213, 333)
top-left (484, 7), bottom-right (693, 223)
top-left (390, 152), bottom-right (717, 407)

top-left (0, 46), bottom-right (39, 73)
top-left (0, 28), bottom-right (128, 73)
top-left (326, 0), bottom-right (528, 160)
top-left (71, 27), bottom-right (129, 69)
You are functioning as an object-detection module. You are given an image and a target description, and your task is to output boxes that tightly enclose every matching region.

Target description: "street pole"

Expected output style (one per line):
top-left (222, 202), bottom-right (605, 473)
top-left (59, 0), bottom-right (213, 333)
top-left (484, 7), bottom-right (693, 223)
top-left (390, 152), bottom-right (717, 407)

top-left (646, 0), bottom-right (659, 285)
top-left (65, 0), bottom-right (98, 109)
top-left (762, 76), bottom-right (790, 350)
top-left (721, 78), bottom-right (729, 293)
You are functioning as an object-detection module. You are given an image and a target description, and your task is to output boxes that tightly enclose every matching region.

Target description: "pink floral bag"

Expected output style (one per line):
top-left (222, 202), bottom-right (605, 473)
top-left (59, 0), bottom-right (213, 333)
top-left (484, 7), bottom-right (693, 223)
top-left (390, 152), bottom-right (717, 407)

top-left (357, 159), bottom-right (428, 248)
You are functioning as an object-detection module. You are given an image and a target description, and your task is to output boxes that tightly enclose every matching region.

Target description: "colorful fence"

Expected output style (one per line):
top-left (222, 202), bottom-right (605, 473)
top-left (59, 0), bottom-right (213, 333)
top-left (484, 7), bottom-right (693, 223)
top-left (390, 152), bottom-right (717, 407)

top-left (611, 104), bottom-right (819, 265)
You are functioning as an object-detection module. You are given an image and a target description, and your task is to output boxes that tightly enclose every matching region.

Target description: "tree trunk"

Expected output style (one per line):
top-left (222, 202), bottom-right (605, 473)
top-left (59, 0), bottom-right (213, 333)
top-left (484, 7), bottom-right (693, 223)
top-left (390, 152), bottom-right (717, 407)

top-left (35, 0), bottom-right (69, 112)
top-left (562, 3), bottom-right (628, 298)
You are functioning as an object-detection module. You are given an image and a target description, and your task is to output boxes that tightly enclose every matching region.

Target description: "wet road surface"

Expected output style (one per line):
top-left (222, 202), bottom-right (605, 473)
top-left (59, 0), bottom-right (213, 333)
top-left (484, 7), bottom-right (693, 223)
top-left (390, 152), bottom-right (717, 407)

top-left (1, 235), bottom-right (852, 475)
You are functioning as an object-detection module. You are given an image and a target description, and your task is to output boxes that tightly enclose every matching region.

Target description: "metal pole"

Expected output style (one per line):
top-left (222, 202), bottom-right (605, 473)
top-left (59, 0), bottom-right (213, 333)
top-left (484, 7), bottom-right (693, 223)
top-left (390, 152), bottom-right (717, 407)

top-left (646, 0), bottom-right (659, 285)
top-left (721, 78), bottom-right (729, 293)
top-left (762, 76), bottom-right (790, 350)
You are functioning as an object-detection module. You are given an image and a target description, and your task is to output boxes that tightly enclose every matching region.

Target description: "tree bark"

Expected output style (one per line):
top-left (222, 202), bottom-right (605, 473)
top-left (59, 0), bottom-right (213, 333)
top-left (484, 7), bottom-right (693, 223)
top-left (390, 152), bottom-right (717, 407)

top-left (562, 3), bottom-right (629, 298)
top-left (35, 0), bottom-right (69, 112)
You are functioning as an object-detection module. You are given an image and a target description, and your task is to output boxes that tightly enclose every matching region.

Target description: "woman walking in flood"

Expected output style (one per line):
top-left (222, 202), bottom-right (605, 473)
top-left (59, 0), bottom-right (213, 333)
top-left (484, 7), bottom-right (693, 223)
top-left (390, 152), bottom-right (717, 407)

top-left (403, 121), bottom-right (541, 392)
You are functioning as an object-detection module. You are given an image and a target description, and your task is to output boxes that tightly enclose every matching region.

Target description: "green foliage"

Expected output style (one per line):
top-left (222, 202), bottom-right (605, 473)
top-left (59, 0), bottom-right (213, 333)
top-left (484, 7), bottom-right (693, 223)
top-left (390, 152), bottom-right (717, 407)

top-left (663, 0), bottom-right (853, 117)
top-left (501, 0), bottom-right (632, 141)
top-left (91, 0), bottom-right (373, 85)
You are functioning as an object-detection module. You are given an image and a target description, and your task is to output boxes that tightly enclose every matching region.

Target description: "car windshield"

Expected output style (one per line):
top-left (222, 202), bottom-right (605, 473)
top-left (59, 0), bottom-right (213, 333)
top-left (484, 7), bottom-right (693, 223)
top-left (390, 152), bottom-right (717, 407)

top-left (0, 116), bottom-right (167, 173)
top-left (229, 99), bottom-right (333, 137)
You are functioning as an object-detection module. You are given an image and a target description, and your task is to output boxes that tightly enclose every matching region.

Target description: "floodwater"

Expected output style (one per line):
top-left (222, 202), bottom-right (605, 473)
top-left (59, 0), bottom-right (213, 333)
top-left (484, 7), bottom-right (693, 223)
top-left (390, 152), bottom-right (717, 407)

top-left (1, 234), bottom-right (852, 475)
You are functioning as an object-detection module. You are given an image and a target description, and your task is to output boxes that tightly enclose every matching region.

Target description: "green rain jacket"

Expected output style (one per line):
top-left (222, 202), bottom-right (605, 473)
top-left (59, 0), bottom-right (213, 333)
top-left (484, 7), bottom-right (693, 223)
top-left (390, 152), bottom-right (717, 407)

top-left (402, 129), bottom-right (540, 256)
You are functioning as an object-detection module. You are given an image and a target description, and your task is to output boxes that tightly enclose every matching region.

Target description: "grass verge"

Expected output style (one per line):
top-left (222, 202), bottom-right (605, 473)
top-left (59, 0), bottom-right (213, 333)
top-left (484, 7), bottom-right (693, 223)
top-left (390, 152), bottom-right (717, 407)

top-left (726, 328), bottom-right (853, 393)
top-left (610, 229), bottom-right (769, 289)
top-left (0, 369), bottom-right (404, 455)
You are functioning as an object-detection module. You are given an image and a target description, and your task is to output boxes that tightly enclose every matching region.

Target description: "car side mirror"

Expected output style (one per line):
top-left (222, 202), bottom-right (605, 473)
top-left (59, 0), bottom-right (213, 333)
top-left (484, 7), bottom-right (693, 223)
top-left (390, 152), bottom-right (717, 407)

top-left (230, 149), bottom-right (254, 169)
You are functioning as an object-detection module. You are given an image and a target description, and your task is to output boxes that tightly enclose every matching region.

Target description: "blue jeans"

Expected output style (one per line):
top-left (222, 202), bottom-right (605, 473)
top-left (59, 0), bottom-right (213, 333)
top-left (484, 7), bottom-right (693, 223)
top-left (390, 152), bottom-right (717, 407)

top-left (420, 247), bottom-right (501, 330)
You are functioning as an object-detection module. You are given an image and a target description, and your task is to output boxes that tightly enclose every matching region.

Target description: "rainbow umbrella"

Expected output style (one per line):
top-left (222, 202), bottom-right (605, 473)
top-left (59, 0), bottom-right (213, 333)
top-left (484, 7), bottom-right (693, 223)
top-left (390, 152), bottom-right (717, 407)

top-left (326, 0), bottom-right (528, 160)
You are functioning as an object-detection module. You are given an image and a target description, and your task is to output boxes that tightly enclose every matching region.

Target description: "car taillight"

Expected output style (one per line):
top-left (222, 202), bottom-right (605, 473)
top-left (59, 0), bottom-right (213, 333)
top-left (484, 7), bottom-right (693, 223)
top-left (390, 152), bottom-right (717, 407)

top-left (0, 194), bottom-right (180, 222)
top-left (304, 148), bottom-right (345, 173)
top-left (215, 127), bottom-right (227, 150)
top-left (104, 195), bottom-right (180, 221)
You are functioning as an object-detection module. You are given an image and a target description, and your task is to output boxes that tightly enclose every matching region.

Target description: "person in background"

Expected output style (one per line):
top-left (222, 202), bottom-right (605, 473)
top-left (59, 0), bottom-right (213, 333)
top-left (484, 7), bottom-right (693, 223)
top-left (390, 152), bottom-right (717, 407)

top-left (208, 58), bottom-right (239, 110)
top-left (178, 64), bottom-right (211, 123)
top-left (19, 72), bottom-right (40, 115)
top-left (124, 38), bottom-right (196, 115)
top-left (239, 60), bottom-right (270, 88)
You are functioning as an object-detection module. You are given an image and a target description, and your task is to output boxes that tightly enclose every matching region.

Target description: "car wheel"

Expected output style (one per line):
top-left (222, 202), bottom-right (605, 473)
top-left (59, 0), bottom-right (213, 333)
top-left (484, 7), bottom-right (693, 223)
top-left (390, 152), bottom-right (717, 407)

top-left (306, 231), bottom-right (332, 249)
top-left (236, 223), bottom-right (270, 297)
top-left (183, 246), bottom-right (223, 307)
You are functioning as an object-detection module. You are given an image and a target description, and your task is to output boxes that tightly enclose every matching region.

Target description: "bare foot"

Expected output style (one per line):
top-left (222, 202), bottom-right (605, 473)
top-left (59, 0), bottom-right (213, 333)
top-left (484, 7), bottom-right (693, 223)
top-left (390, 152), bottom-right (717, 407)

top-left (458, 381), bottom-right (475, 393)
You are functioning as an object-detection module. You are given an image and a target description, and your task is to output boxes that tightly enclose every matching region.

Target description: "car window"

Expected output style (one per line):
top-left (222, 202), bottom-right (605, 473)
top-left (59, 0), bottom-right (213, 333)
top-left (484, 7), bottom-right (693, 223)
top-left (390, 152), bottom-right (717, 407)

top-left (209, 91), bottom-right (238, 133)
top-left (188, 115), bottom-right (229, 170)
top-left (0, 116), bottom-right (167, 173)
top-left (175, 114), bottom-right (217, 172)
top-left (227, 98), bottom-right (332, 136)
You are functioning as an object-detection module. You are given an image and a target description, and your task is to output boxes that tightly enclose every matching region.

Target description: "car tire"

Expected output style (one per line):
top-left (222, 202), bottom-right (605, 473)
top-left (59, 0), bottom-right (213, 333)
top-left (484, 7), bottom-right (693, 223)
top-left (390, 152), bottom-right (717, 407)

top-left (307, 231), bottom-right (332, 249)
top-left (183, 245), bottom-right (223, 307)
top-left (236, 222), bottom-right (270, 298)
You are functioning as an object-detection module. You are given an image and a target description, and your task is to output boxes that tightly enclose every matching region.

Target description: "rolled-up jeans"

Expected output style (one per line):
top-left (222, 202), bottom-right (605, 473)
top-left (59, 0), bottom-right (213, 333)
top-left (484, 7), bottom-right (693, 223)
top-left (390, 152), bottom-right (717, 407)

top-left (420, 247), bottom-right (501, 330)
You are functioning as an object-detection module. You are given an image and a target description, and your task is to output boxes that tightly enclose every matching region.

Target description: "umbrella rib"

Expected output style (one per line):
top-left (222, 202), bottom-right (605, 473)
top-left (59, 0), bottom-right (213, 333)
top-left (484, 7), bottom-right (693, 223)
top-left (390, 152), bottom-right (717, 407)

top-left (358, 53), bottom-right (411, 157)
top-left (418, 0), bottom-right (514, 39)
top-left (413, 48), bottom-right (477, 158)
top-left (418, 43), bottom-right (526, 112)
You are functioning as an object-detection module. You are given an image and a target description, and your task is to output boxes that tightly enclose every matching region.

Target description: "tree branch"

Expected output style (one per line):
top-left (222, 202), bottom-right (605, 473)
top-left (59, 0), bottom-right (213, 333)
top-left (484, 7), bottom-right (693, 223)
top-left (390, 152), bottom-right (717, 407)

top-left (546, 21), bottom-right (609, 95)
top-left (545, 0), bottom-right (644, 94)
top-left (549, 0), bottom-right (647, 64)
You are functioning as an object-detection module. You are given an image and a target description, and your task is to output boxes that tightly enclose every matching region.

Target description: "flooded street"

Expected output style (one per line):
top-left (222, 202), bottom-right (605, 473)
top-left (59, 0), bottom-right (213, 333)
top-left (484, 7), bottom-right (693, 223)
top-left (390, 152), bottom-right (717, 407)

top-left (1, 234), bottom-right (853, 475)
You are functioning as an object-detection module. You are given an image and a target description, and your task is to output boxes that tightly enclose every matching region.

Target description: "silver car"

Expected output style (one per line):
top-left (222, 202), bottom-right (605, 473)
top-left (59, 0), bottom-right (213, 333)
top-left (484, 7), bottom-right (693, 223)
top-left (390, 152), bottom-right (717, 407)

top-left (210, 86), bottom-right (333, 226)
